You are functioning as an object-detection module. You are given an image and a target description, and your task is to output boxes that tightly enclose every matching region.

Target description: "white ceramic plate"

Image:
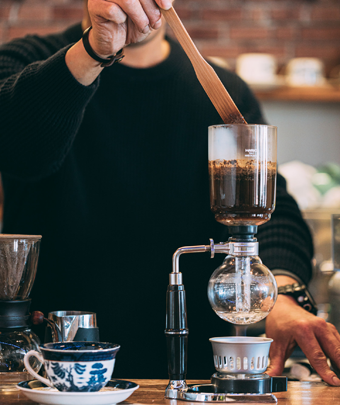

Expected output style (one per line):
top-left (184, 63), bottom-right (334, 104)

top-left (17, 379), bottom-right (139, 405)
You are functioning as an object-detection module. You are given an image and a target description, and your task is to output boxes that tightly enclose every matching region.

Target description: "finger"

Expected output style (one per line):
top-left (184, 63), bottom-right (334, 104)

top-left (92, 1), bottom-right (127, 25)
top-left (330, 323), bottom-right (340, 344)
top-left (140, 0), bottom-right (162, 29)
top-left (315, 324), bottom-right (340, 371)
top-left (266, 340), bottom-right (291, 376)
top-left (125, 17), bottom-right (149, 44)
top-left (115, 0), bottom-right (151, 33)
top-left (295, 330), bottom-right (340, 386)
top-left (155, 0), bottom-right (173, 10)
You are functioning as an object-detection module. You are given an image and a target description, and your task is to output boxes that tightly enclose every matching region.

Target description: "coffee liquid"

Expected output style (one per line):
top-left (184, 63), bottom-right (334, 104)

top-left (209, 159), bottom-right (276, 226)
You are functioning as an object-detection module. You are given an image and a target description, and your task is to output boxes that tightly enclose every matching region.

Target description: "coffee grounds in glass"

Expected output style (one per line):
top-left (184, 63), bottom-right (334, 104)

top-left (209, 159), bottom-right (276, 226)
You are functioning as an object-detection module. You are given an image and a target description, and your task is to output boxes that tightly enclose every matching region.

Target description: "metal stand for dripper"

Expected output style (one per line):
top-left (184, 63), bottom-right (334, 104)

top-left (164, 226), bottom-right (287, 403)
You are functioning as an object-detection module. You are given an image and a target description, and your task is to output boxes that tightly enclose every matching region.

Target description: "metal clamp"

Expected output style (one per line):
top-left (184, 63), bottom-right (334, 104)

top-left (229, 241), bottom-right (258, 256)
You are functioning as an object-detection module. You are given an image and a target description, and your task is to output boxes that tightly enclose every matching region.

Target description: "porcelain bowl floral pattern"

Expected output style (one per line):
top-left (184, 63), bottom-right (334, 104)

top-left (24, 342), bottom-right (120, 392)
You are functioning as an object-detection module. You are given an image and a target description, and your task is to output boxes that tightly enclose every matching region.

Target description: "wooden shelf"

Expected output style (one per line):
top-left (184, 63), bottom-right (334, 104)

top-left (253, 84), bottom-right (340, 103)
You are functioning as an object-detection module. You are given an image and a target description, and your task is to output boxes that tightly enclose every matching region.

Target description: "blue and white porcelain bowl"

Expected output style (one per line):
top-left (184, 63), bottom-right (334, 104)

top-left (24, 342), bottom-right (120, 392)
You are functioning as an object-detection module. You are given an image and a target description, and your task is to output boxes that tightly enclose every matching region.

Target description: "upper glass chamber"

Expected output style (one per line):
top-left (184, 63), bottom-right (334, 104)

top-left (209, 124), bottom-right (277, 226)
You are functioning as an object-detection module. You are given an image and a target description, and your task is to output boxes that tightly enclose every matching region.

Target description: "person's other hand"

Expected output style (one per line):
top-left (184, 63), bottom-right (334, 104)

top-left (88, 0), bottom-right (173, 58)
top-left (265, 293), bottom-right (340, 386)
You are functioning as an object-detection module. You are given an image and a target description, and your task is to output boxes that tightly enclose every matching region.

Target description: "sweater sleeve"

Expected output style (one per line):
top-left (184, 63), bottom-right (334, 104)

top-left (0, 36), bottom-right (99, 181)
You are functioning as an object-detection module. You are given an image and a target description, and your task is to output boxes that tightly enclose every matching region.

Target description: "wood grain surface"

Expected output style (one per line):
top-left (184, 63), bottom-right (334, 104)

top-left (254, 85), bottom-right (340, 102)
top-left (1, 379), bottom-right (340, 405)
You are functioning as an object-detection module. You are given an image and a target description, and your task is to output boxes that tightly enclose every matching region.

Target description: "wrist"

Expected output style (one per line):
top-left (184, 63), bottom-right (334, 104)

top-left (65, 40), bottom-right (103, 86)
top-left (83, 27), bottom-right (124, 67)
top-left (86, 28), bottom-right (115, 60)
top-left (267, 294), bottom-right (299, 321)
top-left (275, 275), bottom-right (298, 287)
top-left (275, 293), bottom-right (298, 306)
top-left (277, 281), bottom-right (317, 315)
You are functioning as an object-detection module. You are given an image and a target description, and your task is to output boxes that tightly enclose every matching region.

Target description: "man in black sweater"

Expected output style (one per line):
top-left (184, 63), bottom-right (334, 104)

top-left (0, 0), bottom-right (339, 384)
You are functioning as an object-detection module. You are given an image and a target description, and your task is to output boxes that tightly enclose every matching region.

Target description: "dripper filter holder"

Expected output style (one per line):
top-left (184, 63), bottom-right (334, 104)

top-left (165, 125), bottom-right (287, 403)
top-left (0, 234), bottom-right (41, 329)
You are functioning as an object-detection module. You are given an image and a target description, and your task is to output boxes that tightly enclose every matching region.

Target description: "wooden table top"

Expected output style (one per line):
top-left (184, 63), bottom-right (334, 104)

top-left (1, 379), bottom-right (340, 405)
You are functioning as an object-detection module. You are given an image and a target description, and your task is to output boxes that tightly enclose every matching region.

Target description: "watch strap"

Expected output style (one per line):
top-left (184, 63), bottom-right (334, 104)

top-left (278, 283), bottom-right (317, 315)
top-left (82, 26), bottom-right (125, 67)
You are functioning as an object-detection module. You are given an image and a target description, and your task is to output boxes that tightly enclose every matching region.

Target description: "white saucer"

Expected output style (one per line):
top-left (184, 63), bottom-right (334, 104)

top-left (17, 379), bottom-right (139, 405)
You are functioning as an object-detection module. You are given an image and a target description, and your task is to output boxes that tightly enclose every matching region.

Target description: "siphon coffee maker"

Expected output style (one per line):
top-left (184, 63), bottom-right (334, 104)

top-left (165, 124), bottom-right (287, 403)
top-left (0, 235), bottom-right (42, 391)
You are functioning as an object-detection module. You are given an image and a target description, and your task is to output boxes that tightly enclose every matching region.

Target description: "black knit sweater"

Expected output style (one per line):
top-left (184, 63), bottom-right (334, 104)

top-left (0, 24), bottom-right (313, 378)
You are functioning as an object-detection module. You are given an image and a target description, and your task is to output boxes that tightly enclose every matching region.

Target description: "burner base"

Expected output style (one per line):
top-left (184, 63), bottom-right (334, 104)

top-left (212, 372), bottom-right (281, 394)
top-left (165, 374), bottom-right (287, 402)
top-left (166, 383), bottom-right (277, 403)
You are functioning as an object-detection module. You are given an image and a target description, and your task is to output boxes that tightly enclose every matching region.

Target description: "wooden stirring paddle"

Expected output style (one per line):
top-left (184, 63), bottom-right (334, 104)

top-left (162, 7), bottom-right (247, 125)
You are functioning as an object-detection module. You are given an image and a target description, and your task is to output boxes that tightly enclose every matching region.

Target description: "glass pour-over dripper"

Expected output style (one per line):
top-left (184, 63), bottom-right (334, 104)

top-left (208, 124), bottom-right (277, 226)
top-left (0, 235), bottom-right (42, 391)
top-left (0, 235), bottom-right (40, 301)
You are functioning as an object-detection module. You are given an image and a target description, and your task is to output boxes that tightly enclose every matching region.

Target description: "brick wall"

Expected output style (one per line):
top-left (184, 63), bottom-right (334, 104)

top-left (0, 0), bottom-right (340, 73)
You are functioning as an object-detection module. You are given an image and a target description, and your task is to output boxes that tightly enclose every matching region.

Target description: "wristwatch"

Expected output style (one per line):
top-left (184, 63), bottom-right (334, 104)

top-left (278, 283), bottom-right (317, 315)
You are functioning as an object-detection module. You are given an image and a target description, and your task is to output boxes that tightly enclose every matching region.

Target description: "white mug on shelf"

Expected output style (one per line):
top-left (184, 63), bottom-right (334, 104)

top-left (236, 53), bottom-right (278, 85)
top-left (286, 57), bottom-right (326, 86)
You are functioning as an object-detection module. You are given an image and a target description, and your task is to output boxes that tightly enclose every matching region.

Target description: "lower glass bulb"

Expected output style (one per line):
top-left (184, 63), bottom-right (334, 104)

top-left (207, 255), bottom-right (277, 325)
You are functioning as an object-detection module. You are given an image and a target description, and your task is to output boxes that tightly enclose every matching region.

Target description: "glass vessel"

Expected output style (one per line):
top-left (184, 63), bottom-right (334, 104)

top-left (208, 125), bottom-right (278, 324)
top-left (209, 124), bottom-right (277, 226)
top-left (0, 329), bottom-right (40, 390)
top-left (208, 255), bottom-right (277, 325)
top-left (0, 235), bottom-right (42, 390)
top-left (0, 235), bottom-right (41, 301)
